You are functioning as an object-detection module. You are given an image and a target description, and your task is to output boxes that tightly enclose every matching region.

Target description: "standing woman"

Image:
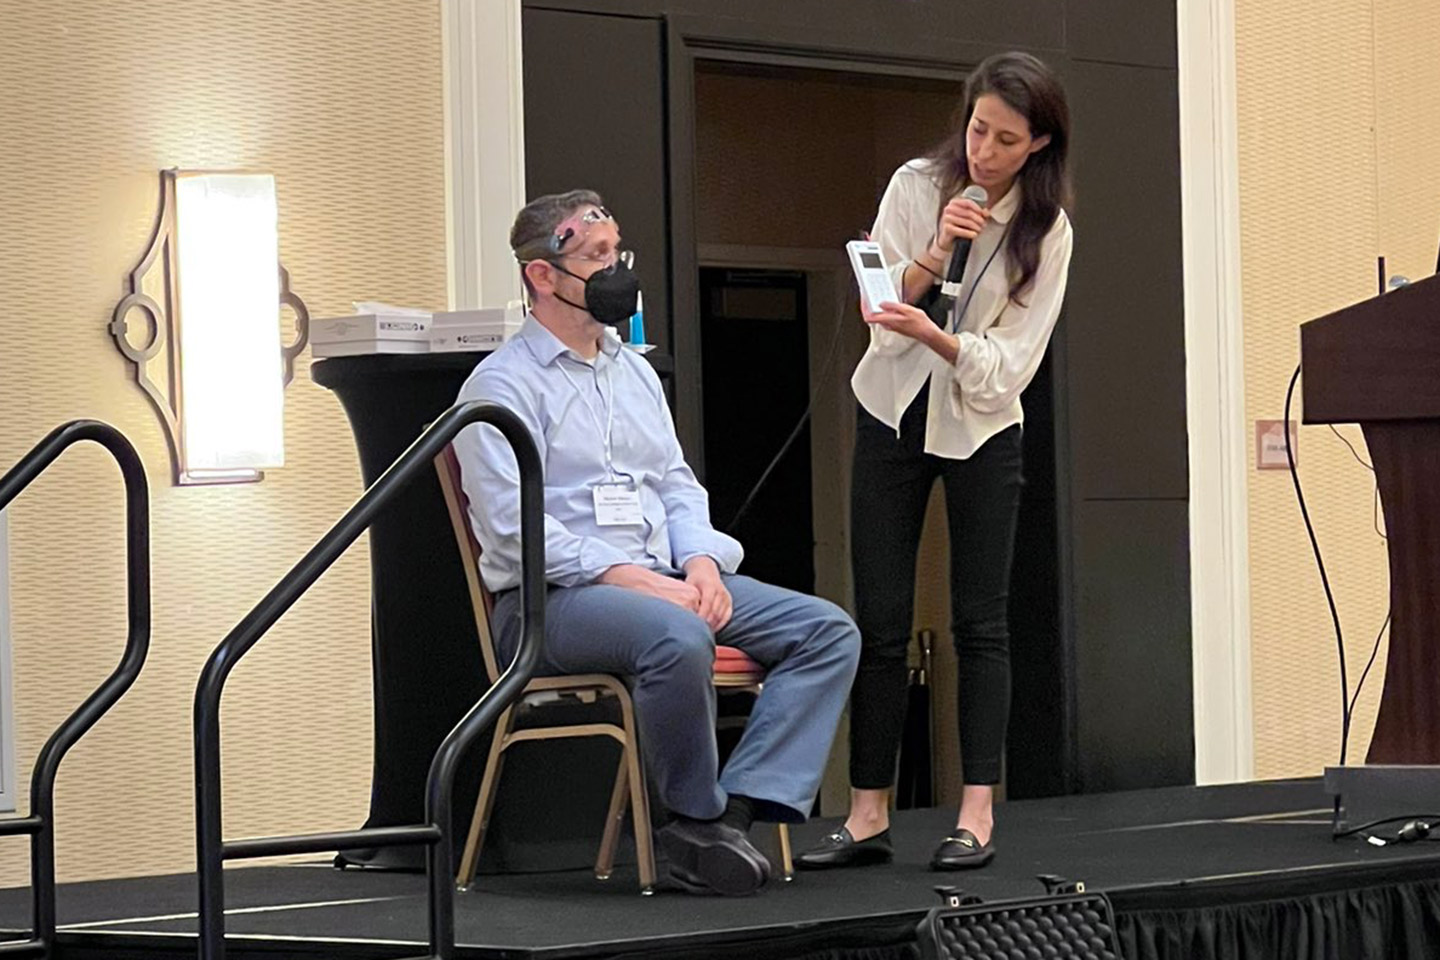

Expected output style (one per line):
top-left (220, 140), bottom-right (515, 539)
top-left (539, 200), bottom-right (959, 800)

top-left (797, 52), bottom-right (1073, 872)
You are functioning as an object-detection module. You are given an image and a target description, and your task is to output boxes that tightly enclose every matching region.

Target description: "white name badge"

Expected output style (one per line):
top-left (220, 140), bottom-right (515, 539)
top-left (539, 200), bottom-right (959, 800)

top-left (593, 483), bottom-right (644, 526)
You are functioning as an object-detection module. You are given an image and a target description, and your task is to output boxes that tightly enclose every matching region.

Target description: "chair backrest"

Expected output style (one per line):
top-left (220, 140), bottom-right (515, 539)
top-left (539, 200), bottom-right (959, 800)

top-left (435, 444), bottom-right (502, 683)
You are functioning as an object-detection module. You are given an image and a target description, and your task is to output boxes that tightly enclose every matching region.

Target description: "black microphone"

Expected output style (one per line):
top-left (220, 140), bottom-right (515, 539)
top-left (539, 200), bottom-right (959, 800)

top-left (941, 184), bottom-right (989, 300)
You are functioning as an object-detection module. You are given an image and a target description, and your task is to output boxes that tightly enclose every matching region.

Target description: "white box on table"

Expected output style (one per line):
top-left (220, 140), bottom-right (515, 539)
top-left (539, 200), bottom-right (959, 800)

top-left (311, 313), bottom-right (433, 358)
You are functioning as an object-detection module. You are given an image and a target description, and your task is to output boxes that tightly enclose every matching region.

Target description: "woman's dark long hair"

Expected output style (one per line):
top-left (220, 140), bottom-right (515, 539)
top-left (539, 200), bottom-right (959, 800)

top-left (926, 52), bottom-right (1071, 304)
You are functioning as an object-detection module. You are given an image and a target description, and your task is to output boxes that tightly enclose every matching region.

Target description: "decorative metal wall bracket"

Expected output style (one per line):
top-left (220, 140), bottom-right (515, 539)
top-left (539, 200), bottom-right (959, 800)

top-left (109, 169), bottom-right (309, 486)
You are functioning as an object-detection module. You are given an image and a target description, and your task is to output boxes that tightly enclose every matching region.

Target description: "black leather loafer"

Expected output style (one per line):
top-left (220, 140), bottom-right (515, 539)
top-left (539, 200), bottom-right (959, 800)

top-left (794, 826), bottom-right (894, 870)
top-left (658, 818), bottom-right (769, 896)
top-left (930, 829), bottom-right (995, 870)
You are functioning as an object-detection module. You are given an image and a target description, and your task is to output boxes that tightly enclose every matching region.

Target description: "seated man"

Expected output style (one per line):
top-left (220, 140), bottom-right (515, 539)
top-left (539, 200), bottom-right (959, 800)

top-left (453, 190), bottom-right (860, 896)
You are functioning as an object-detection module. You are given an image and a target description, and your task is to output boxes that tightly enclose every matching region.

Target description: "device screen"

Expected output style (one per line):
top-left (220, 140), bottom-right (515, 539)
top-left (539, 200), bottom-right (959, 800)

top-left (860, 252), bottom-right (883, 269)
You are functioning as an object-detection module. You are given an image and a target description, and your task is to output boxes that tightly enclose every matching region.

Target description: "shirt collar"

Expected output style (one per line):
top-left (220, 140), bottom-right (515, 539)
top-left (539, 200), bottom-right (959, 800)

top-left (988, 181), bottom-right (1022, 225)
top-left (518, 314), bottom-right (624, 367)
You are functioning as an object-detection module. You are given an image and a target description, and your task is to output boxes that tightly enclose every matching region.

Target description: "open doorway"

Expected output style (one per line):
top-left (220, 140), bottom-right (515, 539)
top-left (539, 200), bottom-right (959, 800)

top-left (693, 60), bottom-right (1067, 807)
top-left (700, 267), bottom-right (815, 595)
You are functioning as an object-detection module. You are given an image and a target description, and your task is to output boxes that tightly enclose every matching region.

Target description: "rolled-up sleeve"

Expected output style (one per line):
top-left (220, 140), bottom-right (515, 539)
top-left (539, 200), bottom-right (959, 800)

top-left (950, 213), bottom-right (1073, 416)
top-left (454, 371), bottom-right (632, 591)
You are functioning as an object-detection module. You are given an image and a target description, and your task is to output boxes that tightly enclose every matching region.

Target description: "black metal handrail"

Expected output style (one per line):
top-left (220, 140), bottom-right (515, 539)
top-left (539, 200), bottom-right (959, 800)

top-left (193, 401), bottom-right (545, 960)
top-left (0, 421), bottom-right (151, 960)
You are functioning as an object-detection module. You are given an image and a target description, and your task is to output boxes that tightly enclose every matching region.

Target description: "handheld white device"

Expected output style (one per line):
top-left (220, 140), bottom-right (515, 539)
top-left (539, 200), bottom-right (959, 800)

top-left (846, 239), bottom-right (900, 312)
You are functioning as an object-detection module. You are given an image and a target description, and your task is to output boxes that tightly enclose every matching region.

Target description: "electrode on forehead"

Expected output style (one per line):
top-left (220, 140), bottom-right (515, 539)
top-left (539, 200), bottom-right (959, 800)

top-left (550, 205), bottom-right (615, 253)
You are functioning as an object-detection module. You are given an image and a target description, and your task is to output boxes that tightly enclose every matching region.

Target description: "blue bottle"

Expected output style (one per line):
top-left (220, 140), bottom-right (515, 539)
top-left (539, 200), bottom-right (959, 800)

top-left (629, 291), bottom-right (645, 346)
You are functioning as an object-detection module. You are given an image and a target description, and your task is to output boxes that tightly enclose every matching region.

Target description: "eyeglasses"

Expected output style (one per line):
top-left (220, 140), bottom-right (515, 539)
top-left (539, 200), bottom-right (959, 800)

top-left (554, 248), bottom-right (634, 271)
top-left (513, 206), bottom-right (634, 271)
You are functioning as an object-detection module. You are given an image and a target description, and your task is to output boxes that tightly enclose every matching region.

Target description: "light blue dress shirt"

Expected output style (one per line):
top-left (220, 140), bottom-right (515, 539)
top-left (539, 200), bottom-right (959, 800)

top-left (453, 316), bottom-right (744, 593)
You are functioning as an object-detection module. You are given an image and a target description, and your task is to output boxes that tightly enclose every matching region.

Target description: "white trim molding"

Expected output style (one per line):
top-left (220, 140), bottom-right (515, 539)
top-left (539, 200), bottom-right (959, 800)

top-left (1178, 0), bottom-right (1254, 783)
top-left (442, 0), bottom-right (527, 310)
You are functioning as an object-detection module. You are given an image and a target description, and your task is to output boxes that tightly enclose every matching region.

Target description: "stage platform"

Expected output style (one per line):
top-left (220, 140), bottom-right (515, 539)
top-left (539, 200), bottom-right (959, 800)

top-left (4, 779), bottom-right (1439, 960)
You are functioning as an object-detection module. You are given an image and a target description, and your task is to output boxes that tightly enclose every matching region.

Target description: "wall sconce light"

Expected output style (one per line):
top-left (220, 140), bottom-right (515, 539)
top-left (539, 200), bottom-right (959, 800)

top-left (111, 170), bottom-right (309, 485)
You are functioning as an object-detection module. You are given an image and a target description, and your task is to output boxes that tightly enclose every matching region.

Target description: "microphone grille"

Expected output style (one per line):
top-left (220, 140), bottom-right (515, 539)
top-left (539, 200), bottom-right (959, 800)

top-left (962, 184), bottom-right (989, 206)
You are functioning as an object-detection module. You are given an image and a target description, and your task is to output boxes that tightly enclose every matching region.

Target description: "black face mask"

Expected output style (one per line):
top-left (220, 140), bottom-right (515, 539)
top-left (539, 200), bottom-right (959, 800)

top-left (553, 260), bottom-right (641, 325)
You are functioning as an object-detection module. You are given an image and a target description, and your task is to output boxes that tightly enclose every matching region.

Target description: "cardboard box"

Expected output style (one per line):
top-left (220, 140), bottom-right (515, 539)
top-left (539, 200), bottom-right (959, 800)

top-left (429, 327), bottom-right (509, 353)
top-left (312, 313), bottom-right (431, 344)
top-left (432, 307), bottom-right (509, 327)
top-left (312, 338), bottom-right (431, 358)
top-left (430, 305), bottom-right (525, 353)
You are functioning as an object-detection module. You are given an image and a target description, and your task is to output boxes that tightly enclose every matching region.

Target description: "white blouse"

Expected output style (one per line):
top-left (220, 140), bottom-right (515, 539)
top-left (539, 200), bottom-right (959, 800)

top-left (850, 158), bottom-right (1073, 459)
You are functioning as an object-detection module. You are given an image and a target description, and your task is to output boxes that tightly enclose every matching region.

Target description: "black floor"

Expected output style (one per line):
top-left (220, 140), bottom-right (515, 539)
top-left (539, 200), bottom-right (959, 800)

top-left (3, 778), bottom-right (1438, 958)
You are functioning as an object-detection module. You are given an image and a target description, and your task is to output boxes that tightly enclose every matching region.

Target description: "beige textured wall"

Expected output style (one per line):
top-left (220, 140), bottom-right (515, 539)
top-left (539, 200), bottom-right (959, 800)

top-left (1236, 0), bottom-right (1440, 776)
top-left (0, 1), bottom-right (446, 886)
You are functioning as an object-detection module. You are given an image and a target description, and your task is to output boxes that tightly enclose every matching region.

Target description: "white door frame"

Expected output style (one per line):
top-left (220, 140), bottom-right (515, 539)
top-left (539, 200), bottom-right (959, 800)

top-left (441, 0), bottom-right (527, 310)
top-left (1178, 0), bottom-right (1254, 783)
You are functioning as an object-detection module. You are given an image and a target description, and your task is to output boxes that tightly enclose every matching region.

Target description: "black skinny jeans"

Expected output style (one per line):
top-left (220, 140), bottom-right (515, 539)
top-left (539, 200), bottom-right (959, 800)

top-left (848, 382), bottom-right (1024, 788)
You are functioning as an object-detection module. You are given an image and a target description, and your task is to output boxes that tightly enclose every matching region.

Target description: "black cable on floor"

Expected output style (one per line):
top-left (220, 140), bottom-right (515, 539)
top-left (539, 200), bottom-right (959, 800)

top-left (1332, 813), bottom-right (1440, 840)
top-left (1283, 364), bottom-right (1352, 768)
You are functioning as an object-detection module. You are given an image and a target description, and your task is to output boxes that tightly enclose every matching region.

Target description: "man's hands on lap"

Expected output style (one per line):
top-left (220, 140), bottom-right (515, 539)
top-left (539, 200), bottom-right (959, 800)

top-left (598, 563), bottom-right (702, 616)
top-left (596, 559), bottom-right (732, 633)
top-left (682, 556), bottom-right (733, 632)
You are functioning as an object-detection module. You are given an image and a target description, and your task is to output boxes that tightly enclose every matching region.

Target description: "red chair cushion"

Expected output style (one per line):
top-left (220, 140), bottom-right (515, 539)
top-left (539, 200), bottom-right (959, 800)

top-left (714, 645), bottom-right (764, 679)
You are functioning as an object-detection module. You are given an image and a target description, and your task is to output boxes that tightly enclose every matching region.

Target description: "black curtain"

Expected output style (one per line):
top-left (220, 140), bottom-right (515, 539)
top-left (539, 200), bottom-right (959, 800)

top-left (1116, 878), bottom-right (1440, 960)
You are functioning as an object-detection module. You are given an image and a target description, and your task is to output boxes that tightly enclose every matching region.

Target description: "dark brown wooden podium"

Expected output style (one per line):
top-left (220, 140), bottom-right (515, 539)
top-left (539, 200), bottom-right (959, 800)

top-left (1301, 273), bottom-right (1440, 764)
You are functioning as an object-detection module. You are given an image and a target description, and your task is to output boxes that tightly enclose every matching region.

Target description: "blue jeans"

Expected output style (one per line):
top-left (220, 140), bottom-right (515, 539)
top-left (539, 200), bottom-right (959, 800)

top-left (492, 574), bottom-right (859, 822)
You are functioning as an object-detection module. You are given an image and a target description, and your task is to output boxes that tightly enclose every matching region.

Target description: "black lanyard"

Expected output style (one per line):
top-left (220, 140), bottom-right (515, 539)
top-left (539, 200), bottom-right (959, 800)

top-left (947, 226), bottom-right (1010, 334)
